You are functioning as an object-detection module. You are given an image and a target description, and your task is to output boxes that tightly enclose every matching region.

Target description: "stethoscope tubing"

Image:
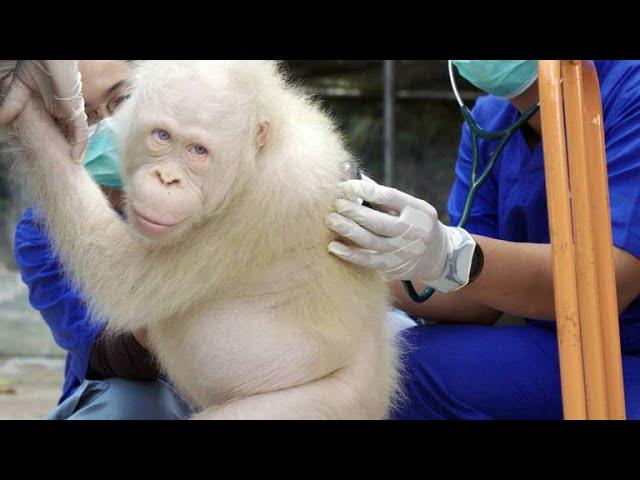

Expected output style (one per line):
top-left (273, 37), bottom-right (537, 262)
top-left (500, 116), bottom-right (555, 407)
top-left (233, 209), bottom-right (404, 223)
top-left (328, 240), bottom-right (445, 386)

top-left (402, 62), bottom-right (540, 304)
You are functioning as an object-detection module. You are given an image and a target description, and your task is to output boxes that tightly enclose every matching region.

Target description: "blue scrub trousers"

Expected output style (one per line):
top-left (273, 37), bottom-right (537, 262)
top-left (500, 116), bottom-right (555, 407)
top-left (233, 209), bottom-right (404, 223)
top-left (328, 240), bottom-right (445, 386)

top-left (390, 324), bottom-right (640, 420)
top-left (46, 378), bottom-right (193, 420)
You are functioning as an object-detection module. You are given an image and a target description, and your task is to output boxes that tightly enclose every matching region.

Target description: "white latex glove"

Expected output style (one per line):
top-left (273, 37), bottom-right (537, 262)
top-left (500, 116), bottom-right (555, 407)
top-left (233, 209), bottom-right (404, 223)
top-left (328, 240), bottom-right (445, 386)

top-left (326, 176), bottom-right (476, 292)
top-left (0, 60), bottom-right (88, 162)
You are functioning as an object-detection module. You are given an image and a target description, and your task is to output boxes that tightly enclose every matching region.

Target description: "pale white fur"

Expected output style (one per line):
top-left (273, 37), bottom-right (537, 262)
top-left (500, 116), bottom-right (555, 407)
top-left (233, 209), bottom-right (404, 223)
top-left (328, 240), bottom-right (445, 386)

top-left (5, 61), bottom-right (401, 419)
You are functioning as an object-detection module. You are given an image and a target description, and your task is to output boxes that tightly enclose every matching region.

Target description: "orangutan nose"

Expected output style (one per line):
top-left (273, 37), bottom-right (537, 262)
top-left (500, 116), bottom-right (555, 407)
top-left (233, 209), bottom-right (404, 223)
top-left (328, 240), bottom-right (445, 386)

top-left (152, 167), bottom-right (182, 188)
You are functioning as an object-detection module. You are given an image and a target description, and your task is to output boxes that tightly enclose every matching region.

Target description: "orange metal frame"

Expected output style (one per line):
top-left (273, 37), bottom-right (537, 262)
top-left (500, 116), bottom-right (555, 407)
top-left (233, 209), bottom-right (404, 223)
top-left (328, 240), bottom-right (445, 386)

top-left (538, 60), bottom-right (626, 420)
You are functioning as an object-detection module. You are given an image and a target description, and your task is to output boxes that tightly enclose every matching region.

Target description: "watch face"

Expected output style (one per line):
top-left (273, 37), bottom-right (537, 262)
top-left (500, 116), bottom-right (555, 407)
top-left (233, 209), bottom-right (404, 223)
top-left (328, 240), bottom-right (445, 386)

top-left (468, 244), bottom-right (484, 284)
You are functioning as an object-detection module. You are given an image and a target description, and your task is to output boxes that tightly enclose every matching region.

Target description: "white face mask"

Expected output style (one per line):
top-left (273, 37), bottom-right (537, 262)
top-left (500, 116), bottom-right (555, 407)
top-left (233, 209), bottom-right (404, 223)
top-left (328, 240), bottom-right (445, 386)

top-left (451, 60), bottom-right (539, 99)
top-left (83, 116), bottom-right (123, 189)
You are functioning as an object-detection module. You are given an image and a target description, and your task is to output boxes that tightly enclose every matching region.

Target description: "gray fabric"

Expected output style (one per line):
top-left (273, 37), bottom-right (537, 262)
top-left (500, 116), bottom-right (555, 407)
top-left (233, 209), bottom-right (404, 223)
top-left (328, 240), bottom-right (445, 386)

top-left (46, 378), bottom-right (193, 420)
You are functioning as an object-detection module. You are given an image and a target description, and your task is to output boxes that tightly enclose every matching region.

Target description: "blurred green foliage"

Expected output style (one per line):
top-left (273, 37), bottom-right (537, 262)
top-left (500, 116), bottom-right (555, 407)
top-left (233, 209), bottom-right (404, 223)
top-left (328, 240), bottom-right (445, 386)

top-left (286, 60), bottom-right (472, 221)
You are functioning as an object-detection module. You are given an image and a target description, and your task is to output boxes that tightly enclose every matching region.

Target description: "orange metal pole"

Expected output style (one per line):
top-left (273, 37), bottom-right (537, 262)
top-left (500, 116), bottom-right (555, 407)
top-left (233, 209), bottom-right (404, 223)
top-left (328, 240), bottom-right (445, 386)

top-left (581, 61), bottom-right (626, 419)
top-left (538, 60), bottom-right (587, 420)
top-left (561, 60), bottom-right (609, 419)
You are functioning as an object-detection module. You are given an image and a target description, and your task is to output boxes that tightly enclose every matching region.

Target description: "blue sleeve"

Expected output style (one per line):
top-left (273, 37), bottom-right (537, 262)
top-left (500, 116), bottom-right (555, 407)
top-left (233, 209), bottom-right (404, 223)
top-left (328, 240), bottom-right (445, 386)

top-left (446, 111), bottom-right (500, 237)
top-left (601, 63), bottom-right (640, 260)
top-left (13, 208), bottom-right (100, 380)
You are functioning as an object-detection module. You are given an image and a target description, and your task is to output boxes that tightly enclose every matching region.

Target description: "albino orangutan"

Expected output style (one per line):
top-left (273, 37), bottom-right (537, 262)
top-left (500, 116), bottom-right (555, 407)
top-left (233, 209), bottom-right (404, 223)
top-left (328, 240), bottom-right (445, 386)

top-left (3, 60), bottom-right (401, 419)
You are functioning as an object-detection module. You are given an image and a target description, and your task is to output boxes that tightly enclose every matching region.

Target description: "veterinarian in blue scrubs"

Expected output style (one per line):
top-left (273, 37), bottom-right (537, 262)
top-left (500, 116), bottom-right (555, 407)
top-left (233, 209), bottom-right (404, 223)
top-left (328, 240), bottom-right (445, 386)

top-left (12, 60), bottom-right (192, 419)
top-left (327, 60), bottom-right (640, 419)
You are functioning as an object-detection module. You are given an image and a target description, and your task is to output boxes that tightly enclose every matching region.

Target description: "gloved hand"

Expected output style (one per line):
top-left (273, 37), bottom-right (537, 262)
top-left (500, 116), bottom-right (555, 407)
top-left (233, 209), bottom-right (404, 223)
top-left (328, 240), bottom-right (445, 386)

top-left (326, 176), bottom-right (476, 293)
top-left (0, 60), bottom-right (88, 162)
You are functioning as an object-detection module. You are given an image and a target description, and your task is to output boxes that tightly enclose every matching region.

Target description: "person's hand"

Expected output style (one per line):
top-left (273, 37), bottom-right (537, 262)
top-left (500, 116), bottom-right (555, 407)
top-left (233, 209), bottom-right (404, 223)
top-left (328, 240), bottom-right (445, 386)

top-left (326, 176), bottom-right (475, 292)
top-left (0, 60), bottom-right (88, 163)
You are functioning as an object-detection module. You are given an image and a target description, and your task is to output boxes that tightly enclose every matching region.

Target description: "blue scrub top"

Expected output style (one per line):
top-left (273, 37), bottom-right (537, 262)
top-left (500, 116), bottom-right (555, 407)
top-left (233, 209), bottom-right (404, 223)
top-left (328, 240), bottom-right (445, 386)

top-left (448, 60), bottom-right (640, 354)
top-left (14, 208), bottom-right (101, 403)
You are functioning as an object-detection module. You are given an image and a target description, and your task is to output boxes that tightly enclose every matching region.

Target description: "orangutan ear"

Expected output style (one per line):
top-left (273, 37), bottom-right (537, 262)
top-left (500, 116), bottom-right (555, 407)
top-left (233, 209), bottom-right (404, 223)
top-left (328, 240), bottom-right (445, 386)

top-left (256, 121), bottom-right (270, 149)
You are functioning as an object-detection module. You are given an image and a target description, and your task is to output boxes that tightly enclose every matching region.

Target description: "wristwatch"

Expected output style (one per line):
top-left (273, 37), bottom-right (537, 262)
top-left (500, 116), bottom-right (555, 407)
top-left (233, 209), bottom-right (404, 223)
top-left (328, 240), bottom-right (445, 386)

top-left (427, 227), bottom-right (478, 294)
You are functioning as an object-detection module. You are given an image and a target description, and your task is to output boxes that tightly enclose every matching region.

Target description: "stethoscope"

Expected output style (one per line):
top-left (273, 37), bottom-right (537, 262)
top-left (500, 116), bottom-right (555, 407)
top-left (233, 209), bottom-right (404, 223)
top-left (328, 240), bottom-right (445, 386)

top-left (401, 61), bottom-right (541, 304)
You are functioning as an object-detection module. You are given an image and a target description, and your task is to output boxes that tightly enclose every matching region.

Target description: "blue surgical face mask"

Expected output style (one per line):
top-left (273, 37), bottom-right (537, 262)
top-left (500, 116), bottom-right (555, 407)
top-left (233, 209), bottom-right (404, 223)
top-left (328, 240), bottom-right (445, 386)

top-left (83, 117), bottom-right (123, 190)
top-left (451, 60), bottom-right (538, 99)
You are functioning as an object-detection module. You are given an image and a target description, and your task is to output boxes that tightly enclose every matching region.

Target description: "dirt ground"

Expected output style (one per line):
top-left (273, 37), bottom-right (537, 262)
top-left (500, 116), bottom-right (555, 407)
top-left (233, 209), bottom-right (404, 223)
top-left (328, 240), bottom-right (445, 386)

top-left (0, 356), bottom-right (64, 420)
top-left (0, 265), bottom-right (65, 420)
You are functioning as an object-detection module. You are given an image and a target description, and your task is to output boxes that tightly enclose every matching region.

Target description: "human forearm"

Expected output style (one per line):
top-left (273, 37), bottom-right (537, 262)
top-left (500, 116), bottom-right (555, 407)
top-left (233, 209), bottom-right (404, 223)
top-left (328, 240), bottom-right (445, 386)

top-left (390, 279), bottom-right (502, 324)
top-left (395, 235), bottom-right (640, 324)
top-left (391, 236), bottom-right (554, 322)
top-left (462, 236), bottom-right (556, 319)
top-left (464, 236), bottom-right (640, 320)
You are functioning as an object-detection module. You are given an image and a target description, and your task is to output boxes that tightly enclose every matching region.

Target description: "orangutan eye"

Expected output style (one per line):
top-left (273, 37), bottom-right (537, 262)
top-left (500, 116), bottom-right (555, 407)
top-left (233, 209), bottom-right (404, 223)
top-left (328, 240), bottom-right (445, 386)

top-left (152, 129), bottom-right (171, 144)
top-left (188, 144), bottom-right (209, 158)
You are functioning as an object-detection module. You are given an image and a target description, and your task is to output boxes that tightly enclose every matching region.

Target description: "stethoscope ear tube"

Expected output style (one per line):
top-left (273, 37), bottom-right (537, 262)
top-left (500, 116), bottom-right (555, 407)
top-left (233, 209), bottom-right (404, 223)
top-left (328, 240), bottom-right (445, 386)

top-left (402, 95), bottom-right (540, 304)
